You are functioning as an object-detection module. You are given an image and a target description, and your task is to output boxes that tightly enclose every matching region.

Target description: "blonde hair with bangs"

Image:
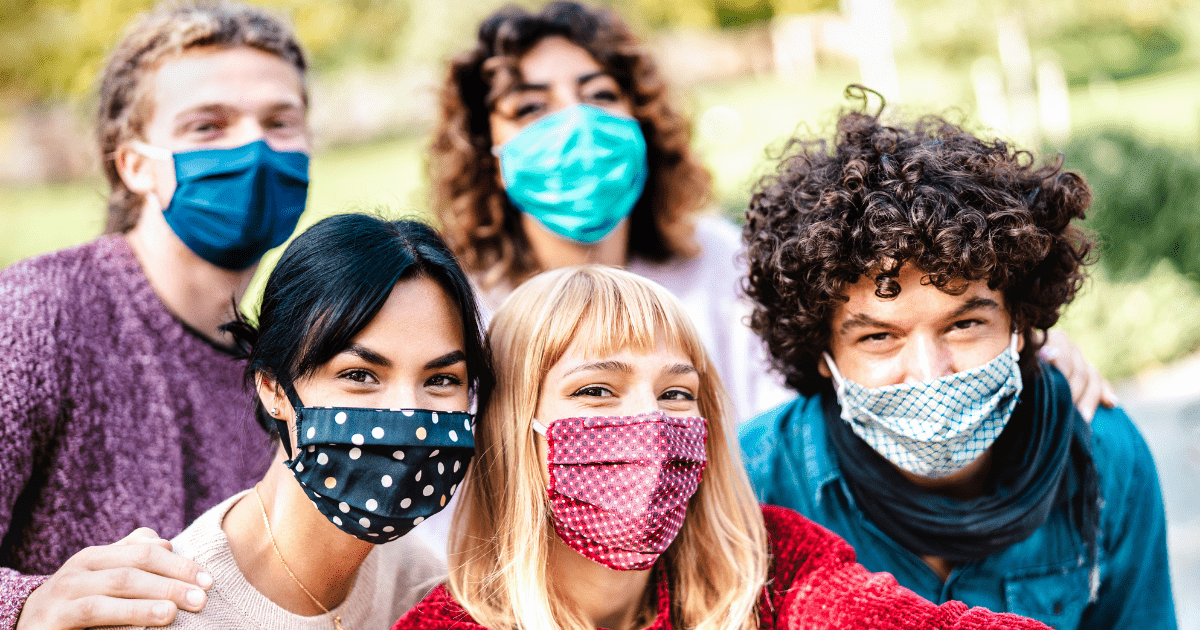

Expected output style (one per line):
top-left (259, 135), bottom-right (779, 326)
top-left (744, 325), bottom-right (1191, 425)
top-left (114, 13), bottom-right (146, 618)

top-left (448, 265), bottom-right (768, 630)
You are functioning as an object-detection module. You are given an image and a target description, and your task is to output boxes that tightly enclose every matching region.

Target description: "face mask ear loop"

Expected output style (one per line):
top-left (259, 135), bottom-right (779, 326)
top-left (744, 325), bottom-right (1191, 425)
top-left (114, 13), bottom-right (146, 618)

top-left (276, 387), bottom-right (305, 461)
top-left (823, 352), bottom-right (846, 391)
top-left (129, 140), bottom-right (173, 161)
top-left (531, 419), bottom-right (548, 436)
top-left (1010, 332), bottom-right (1021, 359)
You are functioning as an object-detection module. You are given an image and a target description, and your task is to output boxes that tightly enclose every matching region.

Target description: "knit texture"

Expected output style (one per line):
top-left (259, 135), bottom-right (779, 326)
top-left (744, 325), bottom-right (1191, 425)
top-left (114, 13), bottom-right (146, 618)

top-left (0, 236), bottom-right (273, 628)
top-left (391, 505), bottom-right (1050, 630)
top-left (111, 490), bottom-right (447, 630)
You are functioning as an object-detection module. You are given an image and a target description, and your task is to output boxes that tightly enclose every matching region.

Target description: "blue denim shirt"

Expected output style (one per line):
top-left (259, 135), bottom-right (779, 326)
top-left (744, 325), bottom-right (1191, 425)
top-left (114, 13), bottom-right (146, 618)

top-left (740, 391), bottom-right (1177, 630)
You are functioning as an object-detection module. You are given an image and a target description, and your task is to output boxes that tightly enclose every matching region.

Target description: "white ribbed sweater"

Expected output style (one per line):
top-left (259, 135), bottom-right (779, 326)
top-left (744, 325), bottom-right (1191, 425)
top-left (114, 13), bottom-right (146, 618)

top-left (109, 490), bottom-right (446, 630)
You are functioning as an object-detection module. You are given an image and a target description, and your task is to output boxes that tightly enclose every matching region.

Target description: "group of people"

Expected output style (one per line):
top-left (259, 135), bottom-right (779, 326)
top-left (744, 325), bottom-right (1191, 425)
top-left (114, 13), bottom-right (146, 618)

top-left (0, 2), bottom-right (1175, 630)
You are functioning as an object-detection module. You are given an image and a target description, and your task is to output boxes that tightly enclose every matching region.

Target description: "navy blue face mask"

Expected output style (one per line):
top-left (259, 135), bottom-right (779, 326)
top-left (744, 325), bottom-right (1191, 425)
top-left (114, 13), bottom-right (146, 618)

top-left (133, 139), bottom-right (308, 270)
top-left (276, 406), bottom-right (474, 543)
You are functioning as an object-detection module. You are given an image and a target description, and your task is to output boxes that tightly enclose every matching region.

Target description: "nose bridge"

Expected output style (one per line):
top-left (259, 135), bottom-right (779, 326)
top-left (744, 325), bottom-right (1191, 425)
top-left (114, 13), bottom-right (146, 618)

top-left (552, 80), bottom-right (582, 112)
top-left (904, 334), bottom-right (951, 382)
top-left (384, 381), bottom-right (422, 411)
top-left (230, 115), bottom-right (268, 148)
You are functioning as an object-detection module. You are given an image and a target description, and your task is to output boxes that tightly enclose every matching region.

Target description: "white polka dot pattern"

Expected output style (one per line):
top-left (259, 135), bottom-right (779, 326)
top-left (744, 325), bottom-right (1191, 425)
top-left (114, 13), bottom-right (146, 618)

top-left (540, 410), bottom-right (708, 571)
top-left (826, 336), bottom-right (1024, 478)
top-left (284, 406), bottom-right (476, 544)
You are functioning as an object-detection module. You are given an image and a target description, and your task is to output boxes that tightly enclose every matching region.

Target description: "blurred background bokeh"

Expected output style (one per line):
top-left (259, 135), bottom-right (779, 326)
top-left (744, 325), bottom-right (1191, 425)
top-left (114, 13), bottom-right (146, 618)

top-left (1, 0), bottom-right (1198, 624)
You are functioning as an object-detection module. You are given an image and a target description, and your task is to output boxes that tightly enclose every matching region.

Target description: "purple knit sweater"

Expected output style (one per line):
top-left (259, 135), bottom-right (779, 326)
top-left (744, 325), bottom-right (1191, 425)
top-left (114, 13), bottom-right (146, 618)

top-left (0, 236), bottom-right (273, 628)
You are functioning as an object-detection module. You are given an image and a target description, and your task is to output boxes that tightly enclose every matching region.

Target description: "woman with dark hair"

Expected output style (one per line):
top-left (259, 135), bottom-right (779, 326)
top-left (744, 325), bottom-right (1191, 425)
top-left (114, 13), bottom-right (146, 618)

top-left (119, 213), bottom-right (492, 629)
top-left (430, 0), bottom-right (790, 425)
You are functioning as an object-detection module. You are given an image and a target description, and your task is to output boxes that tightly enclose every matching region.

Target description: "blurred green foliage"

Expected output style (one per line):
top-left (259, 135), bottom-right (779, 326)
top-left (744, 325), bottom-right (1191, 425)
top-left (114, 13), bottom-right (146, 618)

top-left (1047, 23), bottom-right (1183, 85)
top-left (1065, 131), bottom-right (1200, 285)
top-left (1058, 262), bottom-right (1200, 378)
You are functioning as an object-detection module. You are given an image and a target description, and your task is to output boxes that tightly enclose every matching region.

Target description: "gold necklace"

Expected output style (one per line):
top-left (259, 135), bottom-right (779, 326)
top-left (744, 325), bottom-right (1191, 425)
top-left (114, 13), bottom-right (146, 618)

top-left (253, 484), bottom-right (346, 630)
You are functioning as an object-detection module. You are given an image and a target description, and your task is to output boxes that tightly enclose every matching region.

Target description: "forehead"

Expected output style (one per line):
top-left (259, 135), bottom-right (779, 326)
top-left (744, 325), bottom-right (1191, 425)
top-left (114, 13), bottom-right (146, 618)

top-left (836, 266), bottom-right (1007, 323)
top-left (355, 276), bottom-right (464, 347)
top-left (144, 46), bottom-right (305, 119)
top-left (516, 35), bottom-right (605, 83)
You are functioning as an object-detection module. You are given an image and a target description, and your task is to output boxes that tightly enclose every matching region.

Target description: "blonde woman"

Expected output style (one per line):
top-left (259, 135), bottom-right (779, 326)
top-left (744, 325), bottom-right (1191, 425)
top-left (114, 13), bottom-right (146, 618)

top-left (391, 266), bottom-right (1050, 630)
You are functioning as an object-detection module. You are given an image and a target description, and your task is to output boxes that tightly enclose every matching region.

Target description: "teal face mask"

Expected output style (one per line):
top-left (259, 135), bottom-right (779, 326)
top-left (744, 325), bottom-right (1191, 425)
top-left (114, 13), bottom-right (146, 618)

top-left (497, 105), bottom-right (648, 244)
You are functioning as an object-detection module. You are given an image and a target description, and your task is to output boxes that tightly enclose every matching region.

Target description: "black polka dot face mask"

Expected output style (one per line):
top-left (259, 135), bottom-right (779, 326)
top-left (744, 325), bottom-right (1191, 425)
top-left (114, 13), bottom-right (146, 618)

top-left (277, 406), bottom-right (474, 543)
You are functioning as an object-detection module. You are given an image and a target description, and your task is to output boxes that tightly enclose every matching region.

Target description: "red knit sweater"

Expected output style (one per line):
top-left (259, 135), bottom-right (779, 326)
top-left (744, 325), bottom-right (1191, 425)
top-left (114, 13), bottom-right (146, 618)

top-left (392, 505), bottom-right (1048, 630)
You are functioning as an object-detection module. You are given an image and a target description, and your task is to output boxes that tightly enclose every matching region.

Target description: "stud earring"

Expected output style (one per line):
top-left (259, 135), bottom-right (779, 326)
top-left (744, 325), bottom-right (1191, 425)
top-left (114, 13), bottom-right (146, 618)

top-left (271, 407), bottom-right (279, 416)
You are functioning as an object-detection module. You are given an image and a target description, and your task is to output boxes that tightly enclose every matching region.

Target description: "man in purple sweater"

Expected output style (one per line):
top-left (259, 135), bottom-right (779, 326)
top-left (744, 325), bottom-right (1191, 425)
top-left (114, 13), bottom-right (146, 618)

top-left (0, 3), bottom-right (311, 628)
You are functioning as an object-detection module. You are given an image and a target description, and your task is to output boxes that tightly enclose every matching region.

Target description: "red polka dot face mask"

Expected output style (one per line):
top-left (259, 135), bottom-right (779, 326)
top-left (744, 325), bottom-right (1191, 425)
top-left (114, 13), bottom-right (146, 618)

top-left (533, 410), bottom-right (708, 571)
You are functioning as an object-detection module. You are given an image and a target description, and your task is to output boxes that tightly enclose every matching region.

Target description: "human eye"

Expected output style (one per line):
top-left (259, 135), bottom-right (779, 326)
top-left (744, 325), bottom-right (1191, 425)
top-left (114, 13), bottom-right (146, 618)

top-left (951, 319), bottom-right (984, 331)
top-left (570, 385), bottom-right (614, 398)
top-left (426, 373), bottom-right (465, 389)
top-left (514, 101), bottom-right (546, 119)
top-left (337, 369), bottom-right (378, 385)
top-left (659, 388), bottom-right (696, 401)
top-left (858, 331), bottom-right (891, 344)
top-left (585, 88), bottom-right (620, 104)
top-left (181, 117), bottom-right (225, 139)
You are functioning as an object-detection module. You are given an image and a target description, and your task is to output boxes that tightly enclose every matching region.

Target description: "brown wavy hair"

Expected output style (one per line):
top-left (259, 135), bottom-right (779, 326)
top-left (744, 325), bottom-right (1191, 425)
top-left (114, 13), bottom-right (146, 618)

top-left (430, 1), bottom-right (710, 290)
top-left (97, 1), bottom-right (307, 234)
top-left (743, 88), bottom-right (1094, 394)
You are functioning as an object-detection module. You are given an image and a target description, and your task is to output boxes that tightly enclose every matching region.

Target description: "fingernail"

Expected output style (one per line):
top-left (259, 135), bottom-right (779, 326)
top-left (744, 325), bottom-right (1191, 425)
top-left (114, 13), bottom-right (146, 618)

top-left (187, 589), bottom-right (205, 607)
top-left (196, 571), bottom-right (213, 588)
top-left (153, 602), bottom-right (173, 620)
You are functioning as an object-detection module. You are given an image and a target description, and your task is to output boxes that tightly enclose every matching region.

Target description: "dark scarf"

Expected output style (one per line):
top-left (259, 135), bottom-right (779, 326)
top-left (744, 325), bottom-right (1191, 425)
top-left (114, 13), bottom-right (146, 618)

top-left (824, 362), bottom-right (1100, 567)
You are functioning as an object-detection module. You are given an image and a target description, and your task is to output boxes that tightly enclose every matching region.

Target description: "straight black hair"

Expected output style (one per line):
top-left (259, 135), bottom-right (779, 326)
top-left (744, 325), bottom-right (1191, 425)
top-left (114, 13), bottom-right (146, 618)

top-left (224, 213), bottom-right (493, 435)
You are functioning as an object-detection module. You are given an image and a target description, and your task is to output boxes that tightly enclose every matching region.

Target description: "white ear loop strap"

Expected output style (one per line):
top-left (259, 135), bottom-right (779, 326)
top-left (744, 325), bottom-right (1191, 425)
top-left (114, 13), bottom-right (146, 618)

top-left (129, 140), bottom-right (173, 161)
top-left (531, 419), bottom-right (548, 436)
top-left (822, 352), bottom-right (845, 389)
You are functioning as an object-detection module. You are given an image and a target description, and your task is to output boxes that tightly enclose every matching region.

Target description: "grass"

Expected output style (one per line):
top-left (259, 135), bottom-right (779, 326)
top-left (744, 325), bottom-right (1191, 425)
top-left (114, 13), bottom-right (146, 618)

top-left (4, 63), bottom-right (1200, 380)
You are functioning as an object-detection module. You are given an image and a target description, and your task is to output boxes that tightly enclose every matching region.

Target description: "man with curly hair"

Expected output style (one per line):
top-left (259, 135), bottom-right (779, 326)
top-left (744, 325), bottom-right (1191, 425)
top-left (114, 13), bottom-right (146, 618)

top-left (738, 104), bottom-right (1176, 630)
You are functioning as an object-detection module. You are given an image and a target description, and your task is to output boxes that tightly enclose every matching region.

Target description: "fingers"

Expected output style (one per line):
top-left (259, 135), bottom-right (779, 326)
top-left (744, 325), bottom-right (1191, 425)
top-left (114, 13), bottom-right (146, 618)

top-left (58, 566), bottom-right (208, 613)
top-left (76, 542), bottom-right (212, 590)
top-left (117, 527), bottom-right (173, 551)
top-left (57, 595), bottom-right (179, 629)
top-left (1100, 382), bottom-right (1120, 409)
top-left (1075, 366), bottom-right (1103, 423)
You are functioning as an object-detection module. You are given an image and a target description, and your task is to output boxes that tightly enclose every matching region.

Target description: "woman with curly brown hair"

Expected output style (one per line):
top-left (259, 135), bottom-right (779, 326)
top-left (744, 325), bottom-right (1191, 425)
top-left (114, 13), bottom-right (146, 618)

top-left (427, 1), bottom-right (792, 427)
top-left (738, 99), bottom-right (1177, 630)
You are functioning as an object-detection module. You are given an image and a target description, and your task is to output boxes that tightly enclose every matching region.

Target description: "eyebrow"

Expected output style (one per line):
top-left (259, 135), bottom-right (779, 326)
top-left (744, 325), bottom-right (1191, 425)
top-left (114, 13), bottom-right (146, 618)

top-left (664, 363), bottom-right (698, 376)
top-left (947, 297), bottom-right (1001, 319)
top-left (563, 360), bottom-right (633, 376)
top-left (513, 71), bottom-right (610, 93)
top-left (172, 101), bottom-right (304, 127)
top-left (839, 312), bottom-right (898, 335)
top-left (341, 343), bottom-right (392, 368)
top-left (425, 350), bottom-right (466, 371)
top-left (838, 296), bottom-right (1002, 335)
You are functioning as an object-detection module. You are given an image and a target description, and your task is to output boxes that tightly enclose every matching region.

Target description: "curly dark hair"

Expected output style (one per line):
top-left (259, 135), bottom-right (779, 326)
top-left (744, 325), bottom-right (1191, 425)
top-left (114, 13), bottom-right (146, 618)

top-left (744, 88), bottom-right (1094, 394)
top-left (429, 1), bottom-right (710, 290)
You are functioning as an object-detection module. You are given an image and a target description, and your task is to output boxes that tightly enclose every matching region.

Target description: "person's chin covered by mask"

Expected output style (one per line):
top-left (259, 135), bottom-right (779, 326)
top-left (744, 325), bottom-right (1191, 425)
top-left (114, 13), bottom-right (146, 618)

top-left (737, 103), bottom-right (1177, 630)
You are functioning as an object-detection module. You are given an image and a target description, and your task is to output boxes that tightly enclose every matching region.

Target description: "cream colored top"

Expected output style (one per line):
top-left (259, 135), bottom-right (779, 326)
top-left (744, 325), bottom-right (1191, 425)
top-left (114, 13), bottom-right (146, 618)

top-left (110, 490), bottom-right (446, 630)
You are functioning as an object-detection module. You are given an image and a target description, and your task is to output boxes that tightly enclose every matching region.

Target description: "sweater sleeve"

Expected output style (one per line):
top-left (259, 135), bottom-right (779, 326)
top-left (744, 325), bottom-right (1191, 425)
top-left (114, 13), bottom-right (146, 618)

top-left (760, 506), bottom-right (1050, 630)
top-left (0, 263), bottom-right (65, 629)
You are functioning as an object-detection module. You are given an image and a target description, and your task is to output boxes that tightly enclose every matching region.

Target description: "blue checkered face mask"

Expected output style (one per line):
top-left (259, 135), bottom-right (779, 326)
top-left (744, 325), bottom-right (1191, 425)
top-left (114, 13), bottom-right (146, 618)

top-left (823, 334), bottom-right (1023, 478)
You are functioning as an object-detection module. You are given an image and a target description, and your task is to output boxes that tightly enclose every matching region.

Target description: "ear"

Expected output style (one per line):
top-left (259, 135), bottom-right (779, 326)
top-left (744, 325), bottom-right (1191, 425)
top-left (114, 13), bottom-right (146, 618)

top-left (255, 372), bottom-right (296, 443)
top-left (817, 354), bottom-right (833, 379)
top-left (114, 143), bottom-right (159, 197)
